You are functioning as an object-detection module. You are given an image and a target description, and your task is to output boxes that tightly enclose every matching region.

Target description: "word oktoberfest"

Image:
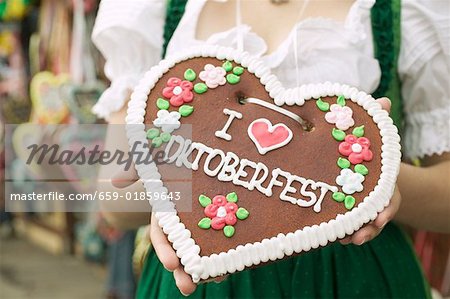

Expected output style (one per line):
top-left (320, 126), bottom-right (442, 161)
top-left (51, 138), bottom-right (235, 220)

top-left (26, 141), bottom-right (166, 171)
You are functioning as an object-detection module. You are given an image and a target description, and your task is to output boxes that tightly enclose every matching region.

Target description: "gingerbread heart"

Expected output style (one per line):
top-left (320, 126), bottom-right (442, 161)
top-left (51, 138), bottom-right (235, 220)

top-left (61, 82), bottom-right (105, 124)
top-left (126, 46), bottom-right (401, 282)
top-left (30, 71), bottom-right (70, 124)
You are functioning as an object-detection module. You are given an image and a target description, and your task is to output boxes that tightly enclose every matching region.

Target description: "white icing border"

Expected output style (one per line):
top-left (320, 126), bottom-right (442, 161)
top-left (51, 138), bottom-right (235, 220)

top-left (126, 46), bottom-right (402, 283)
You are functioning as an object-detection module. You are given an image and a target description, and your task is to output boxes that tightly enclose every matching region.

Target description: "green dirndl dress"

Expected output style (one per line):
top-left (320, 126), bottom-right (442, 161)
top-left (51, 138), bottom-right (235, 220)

top-left (137, 224), bottom-right (430, 298)
top-left (136, 0), bottom-right (431, 297)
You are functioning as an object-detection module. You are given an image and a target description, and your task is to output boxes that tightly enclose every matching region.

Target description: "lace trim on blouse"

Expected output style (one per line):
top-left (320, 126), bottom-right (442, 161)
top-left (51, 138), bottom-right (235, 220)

top-left (404, 106), bottom-right (450, 159)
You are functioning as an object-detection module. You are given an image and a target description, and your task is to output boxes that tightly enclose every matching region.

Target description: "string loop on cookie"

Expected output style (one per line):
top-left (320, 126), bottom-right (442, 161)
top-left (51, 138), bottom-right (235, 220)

top-left (239, 97), bottom-right (314, 131)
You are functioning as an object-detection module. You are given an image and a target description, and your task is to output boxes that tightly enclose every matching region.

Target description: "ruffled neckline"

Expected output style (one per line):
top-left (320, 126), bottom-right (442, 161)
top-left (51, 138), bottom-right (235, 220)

top-left (178, 0), bottom-right (375, 68)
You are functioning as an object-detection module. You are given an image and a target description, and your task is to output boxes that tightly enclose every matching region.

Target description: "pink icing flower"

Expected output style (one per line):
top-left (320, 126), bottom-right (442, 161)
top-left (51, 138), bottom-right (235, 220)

top-left (325, 104), bottom-right (355, 130)
top-left (199, 64), bottom-right (227, 88)
top-left (204, 195), bottom-right (238, 230)
top-left (339, 135), bottom-right (374, 164)
top-left (162, 77), bottom-right (194, 107)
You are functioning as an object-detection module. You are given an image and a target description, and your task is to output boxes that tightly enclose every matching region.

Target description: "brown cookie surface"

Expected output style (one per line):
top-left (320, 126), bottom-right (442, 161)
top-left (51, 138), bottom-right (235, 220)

top-left (144, 57), bottom-right (382, 257)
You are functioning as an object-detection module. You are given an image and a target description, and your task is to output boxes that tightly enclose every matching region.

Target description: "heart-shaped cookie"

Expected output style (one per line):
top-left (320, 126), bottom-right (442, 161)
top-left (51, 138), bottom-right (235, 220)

top-left (30, 71), bottom-right (70, 124)
top-left (61, 82), bottom-right (105, 124)
top-left (126, 46), bottom-right (401, 282)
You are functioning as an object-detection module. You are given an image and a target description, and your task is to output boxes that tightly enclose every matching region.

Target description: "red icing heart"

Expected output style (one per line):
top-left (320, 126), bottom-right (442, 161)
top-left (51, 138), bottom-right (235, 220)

top-left (248, 118), bottom-right (293, 154)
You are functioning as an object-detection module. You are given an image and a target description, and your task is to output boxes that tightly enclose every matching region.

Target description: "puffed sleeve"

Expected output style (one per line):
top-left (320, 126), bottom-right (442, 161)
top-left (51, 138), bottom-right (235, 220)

top-left (91, 0), bottom-right (166, 119)
top-left (398, 0), bottom-right (450, 159)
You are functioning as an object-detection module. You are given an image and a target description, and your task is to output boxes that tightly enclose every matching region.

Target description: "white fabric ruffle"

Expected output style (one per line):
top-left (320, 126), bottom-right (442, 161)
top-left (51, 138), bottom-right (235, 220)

top-left (404, 107), bottom-right (450, 159)
top-left (399, 0), bottom-right (450, 159)
top-left (91, 0), bottom-right (166, 119)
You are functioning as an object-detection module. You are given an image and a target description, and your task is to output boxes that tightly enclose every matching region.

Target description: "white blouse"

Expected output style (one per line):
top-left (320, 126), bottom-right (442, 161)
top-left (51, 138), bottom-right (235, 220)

top-left (92, 0), bottom-right (450, 159)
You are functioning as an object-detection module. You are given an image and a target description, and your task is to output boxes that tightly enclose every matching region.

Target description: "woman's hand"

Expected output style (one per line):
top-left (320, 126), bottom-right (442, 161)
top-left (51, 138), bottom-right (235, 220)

top-left (150, 213), bottom-right (198, 296)
top-left (340, 185), bottom-right (401, 245)
top-left (340, 97), bottom-right (402, 245)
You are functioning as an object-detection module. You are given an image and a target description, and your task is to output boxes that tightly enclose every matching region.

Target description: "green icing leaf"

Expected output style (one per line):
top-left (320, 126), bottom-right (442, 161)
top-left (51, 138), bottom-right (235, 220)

top-left (223, 225), bottom-right (235, 238)
top-left (198, 218), bottom-right (211, 229)
top-left (344, 195), bottom-right (356, 210)
top-left (198, 194), bottom-right (212, 207)
top-left (156, 98), bottom-right (170, 110)
top-left (332, 128), bottom-right (346, 141)
top-left (316, 98), bottom-right (330, 112)
top-left (337, 157), bottom-right (350, 169)
top-left (152, 136), bottom-right (163, 147)
top-left (194, 83), bottom-right (208, 94)
top-left (179, 105), bottom-right (194, 117)
top-left (226, 192), bottom-right (238, 202)
top-left (236, 207), bottom-right (249, 220)
top-left (146, 128), bottom-right (160, 139)
top-left (337, 95), bottom-right (346, 106)
top-left (226, 74), bottom-right (240, 85)
top-left (222, 61), bottom-right (233, 72)
top-left (184, 68), bottom-right (196, 81)
top-left (232, 66), bottom-right (244, 75)
top-left (332, 192), bottom-right (345, 202)
top-left (354, 164), bottom-right (369, 175)
top-left (160, 132), bottom-right (171, 143)
top-left (352, 125), bottom-right (365, 137)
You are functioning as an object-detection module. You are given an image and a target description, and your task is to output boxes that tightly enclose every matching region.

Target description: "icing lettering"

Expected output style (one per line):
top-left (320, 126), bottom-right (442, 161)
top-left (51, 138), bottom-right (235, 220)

top-left (248, 162), bottom-right (269, 194)
top-left (232, 159), bottom-right (256, 189)
top-left (265, 168), bottom-right (288, 196)
top-left (204, 149), bottom-right (226, 176)
top-left (215, 108), bottom-right (243, 141)
top-left (164, 135), bottom-right (185, 163)
top-left (163, 135), bottom-right (337, 213)
top-left (217, 152), bottom-right (240, 181)
top-left (191, 142), bottom-right (210, 171)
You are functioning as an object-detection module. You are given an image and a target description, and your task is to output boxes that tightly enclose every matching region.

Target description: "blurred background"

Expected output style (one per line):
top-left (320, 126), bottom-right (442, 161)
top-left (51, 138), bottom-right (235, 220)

top-left (0, 0), bottom-right (448, 298)
top-left (0, 1), bottom-right (148, 298)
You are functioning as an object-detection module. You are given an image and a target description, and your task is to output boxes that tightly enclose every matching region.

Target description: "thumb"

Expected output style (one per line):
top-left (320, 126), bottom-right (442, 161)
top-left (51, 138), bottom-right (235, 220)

top-left (375, 97), bottom-right (391, 113)
top-left (111, 164), bottom-right (139, 188)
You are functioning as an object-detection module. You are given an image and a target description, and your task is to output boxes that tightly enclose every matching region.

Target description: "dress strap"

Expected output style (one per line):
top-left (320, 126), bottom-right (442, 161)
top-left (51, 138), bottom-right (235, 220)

top-left (371, 0), bottom-right (404, 133)
top-left (162, 0), bottom-right (188, 58)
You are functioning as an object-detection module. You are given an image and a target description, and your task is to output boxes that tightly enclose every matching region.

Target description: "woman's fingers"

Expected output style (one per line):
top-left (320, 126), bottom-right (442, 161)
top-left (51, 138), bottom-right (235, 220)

top-left (350, 224), bottom-right (383, 245)
top-left (111, 164), bottom-right (139, 188)
top-left (213, 275), bottom-right (228, 283)
top-left (374, 185), bottom-right (401, 228)
top-left (376, 97), bottom-right (392, 113)
top-left (150, 214), bottom-right (180, 272)
top-left (174, 266), bottom-right (197, 296)
top-left (340, 98), bottom-right (394, 246)
top-left (150, 214), bottom-right (197, 295)
top-left (339, 236), bottom-right (352, 245)
top-left (341, 186), bottom-right (401, 246)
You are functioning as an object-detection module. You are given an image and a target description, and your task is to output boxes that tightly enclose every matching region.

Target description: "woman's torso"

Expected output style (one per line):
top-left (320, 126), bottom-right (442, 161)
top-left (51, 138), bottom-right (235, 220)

top-left (166, 0), bottom-right (381, 92)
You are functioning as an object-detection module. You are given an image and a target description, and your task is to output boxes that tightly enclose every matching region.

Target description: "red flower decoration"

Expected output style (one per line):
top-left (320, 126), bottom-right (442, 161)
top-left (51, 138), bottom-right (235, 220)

top-left (162, 77), bottom-right (194, 107)
top-left (339, 135), bottom-right (373, 164)
top-left (204, 195), bottom-right (238, 230)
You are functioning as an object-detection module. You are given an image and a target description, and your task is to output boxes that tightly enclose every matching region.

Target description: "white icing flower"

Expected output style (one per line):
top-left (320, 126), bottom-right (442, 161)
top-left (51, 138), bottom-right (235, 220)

top-left (199, 64), bottom-right (227, 88)
top-left (335, 168), bottom-right (365, 194)
top-left (325, 104), bottom-right (355, 130)
top-left (153, 110), bottom-right (181, 133)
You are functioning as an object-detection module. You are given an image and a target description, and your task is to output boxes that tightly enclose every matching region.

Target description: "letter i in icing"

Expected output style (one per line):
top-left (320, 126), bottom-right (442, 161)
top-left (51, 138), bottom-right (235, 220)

top-left (215, 109), bottom-right (243, 141)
